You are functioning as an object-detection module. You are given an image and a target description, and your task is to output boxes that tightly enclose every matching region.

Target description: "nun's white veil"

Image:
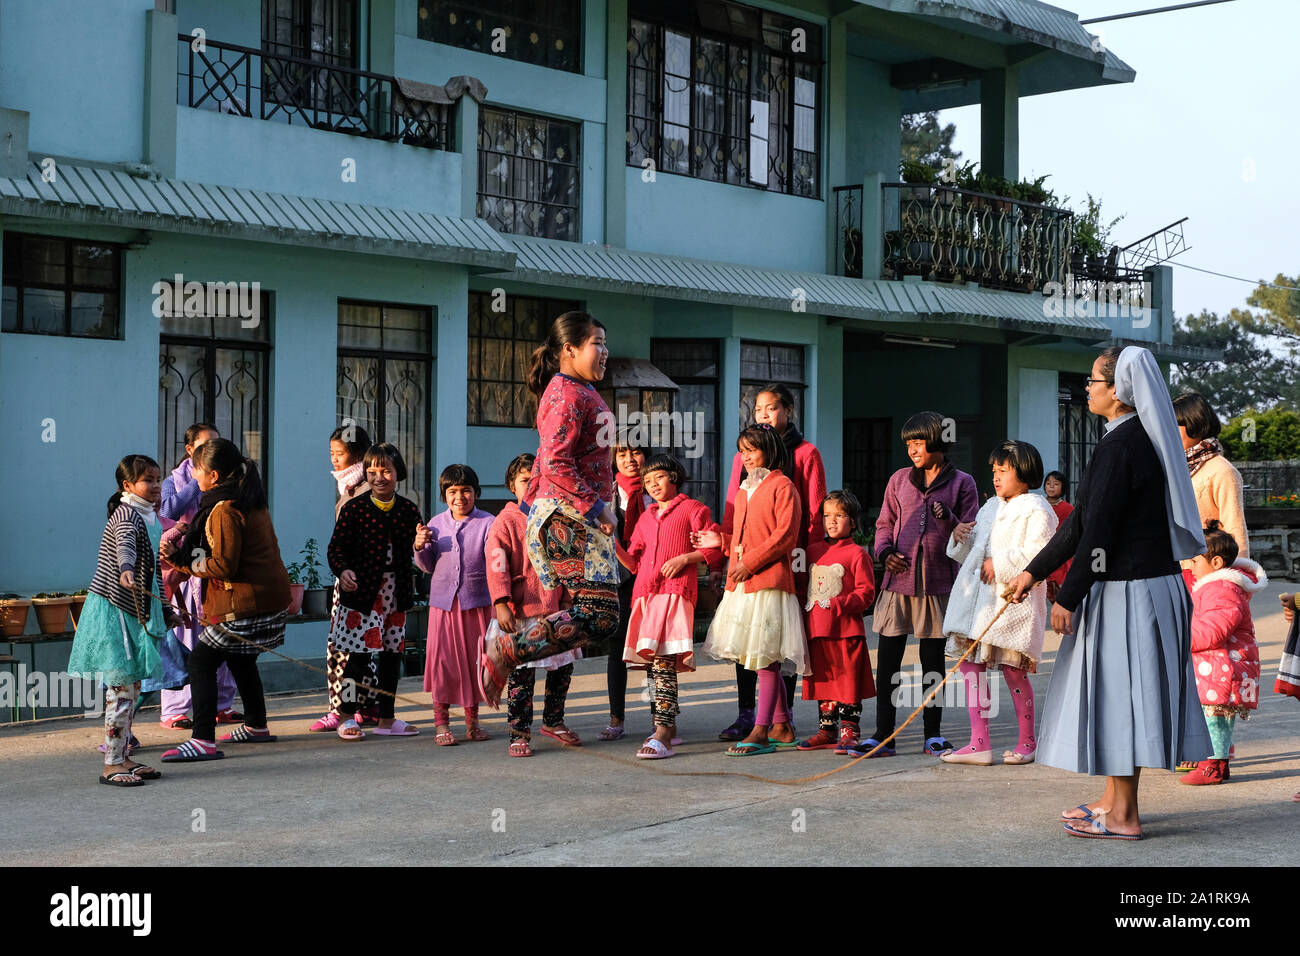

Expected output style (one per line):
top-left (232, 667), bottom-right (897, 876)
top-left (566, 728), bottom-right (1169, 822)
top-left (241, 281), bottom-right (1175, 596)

top-left (1113, 346), bottom-right (1206, 561)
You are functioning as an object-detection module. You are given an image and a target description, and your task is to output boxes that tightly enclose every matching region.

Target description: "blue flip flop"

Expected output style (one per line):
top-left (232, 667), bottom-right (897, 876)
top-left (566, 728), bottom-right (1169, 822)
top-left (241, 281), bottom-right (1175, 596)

top-left (844, 738), bottom-right (895, 758)
top-left (1061, 804), bottom-right (1094, 822)
top-left (1063, 818), bottom-right (1142, 841)
top-left (726, 742), bottom-right (777, 756)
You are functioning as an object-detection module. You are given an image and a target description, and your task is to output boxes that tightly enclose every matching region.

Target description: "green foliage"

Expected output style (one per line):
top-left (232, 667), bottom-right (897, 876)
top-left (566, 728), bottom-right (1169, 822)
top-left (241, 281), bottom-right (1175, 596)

top-left (900, 111), bottom-right (961, 169)
top-left (900, 158), bottom-right (938, 184)
top-left (1236, 273), bottom-right (1300, 346)
top-left (1221, 407), bottom-right (1300, 462)
top-left (287, 538), bottom-right (325, 590)
top-left (1067, 193), bottom-right (1124, 257)
top-left (1171, 310), bottom-right (1300, 418)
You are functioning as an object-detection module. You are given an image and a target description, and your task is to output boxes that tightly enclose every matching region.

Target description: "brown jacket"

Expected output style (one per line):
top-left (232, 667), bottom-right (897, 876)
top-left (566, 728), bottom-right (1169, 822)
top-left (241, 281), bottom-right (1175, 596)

top-left (177, 501), bottom-right (291, 622)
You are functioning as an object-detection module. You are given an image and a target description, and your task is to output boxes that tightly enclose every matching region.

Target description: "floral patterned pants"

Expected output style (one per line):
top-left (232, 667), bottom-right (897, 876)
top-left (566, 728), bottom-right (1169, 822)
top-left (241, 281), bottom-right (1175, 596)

top-left (506, 663), bottom-right (574, 737)
top-left (104, 682), bottom-right (139, 765)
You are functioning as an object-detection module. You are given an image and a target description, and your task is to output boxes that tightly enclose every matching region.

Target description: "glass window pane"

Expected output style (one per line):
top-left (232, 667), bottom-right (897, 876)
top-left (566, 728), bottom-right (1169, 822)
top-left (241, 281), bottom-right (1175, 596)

top-left (337, 354), bottom-right (382, 440)
top-left (158, 343), bottom-right (210, 471)
top-left (23, 288), bottom-right (65, 334)
top-left (338, 302), bottom-right (382, 349)
top-left (72, 244), bottom-right (117, 289)
top-left (2, 286), bottom-right (16, 331)
top-left (22, 237), bottom-right (65, 286)
top-left (2, 235), bottom-right (20, 284)
top-left (740, 343), bottom-right (770, 380)
top-left (70, 291), bottom-right (118, 338)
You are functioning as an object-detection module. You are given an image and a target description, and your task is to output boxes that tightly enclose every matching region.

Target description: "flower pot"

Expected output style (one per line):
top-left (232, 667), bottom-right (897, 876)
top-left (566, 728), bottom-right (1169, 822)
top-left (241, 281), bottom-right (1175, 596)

top-left (70, 594), bottom-right (87, 627)
top-left (287, 583), bottom-right (305, 616)
top-left (1, 599), bottom-right (31, 637)
top-left (31, 596), bottom-right (73, 635)
top-left (302, 588), bottom-right (330, 618)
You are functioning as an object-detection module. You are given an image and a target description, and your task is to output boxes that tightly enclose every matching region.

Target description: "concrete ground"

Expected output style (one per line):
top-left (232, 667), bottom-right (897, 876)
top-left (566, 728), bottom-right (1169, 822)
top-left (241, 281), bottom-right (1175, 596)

top-left (2, 581), bottom-right (1297, 867)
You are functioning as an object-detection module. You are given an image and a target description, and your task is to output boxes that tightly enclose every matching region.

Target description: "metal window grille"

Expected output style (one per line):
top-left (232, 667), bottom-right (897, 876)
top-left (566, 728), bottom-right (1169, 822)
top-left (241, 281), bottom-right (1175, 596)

top-left (651, 339), bottom-right (722, 519)
top-left (467, 291), bottom-right (579, 426)
top-left (477, 107), bottom-right (581, 241)
top-left (739, 340), bottom-right (805, 430)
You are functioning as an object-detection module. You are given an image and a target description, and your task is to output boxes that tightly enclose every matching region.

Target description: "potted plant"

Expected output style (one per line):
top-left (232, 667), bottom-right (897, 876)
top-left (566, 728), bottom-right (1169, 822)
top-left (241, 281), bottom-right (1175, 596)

top-left (284, 563), bottom-right (306, 616)
top-left (70, 588), bottom-right (88, 627)
top-left (296, 538), bottom-right (330, 617)
top-left (1, 593), bottom-right (30, 637)
top-left (899, 159), bottom-right (936, 200)
top-left (31, 591), bottom-right (73, 634)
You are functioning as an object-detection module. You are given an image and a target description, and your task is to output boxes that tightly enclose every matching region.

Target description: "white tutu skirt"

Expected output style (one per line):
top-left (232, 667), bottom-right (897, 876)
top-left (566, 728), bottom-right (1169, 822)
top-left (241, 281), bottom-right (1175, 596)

top-left (703, 586), bottom-right (809, 676)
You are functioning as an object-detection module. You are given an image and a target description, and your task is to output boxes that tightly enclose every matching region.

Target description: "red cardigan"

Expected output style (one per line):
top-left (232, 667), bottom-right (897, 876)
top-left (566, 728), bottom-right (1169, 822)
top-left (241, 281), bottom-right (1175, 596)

top-left (805, 538), bottom-right (876, 640)
top-left (485, 501), bottom-right (562, 619)
top-left (722, 440), bottom-right (826, 557)
top-left (721, 470), bottom-right (801, 595)
top-left (1047, 500), bottom-right (1074, 588)
top-left (625, 493), bottom-right (723, 605)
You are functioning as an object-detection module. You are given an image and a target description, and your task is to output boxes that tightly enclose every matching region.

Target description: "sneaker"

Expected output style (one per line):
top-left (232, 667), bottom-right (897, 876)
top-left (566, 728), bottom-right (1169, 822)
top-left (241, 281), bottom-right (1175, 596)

top-left (160, 715), bottom-right (193, 730)
top-left (215, 709), bottom-right (244, 724)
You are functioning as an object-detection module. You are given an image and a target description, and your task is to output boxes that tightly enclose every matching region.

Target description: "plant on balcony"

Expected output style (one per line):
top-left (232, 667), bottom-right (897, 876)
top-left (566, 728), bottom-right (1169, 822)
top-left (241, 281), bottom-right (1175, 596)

top-left (31, 592), bottom-right (73, 634)
top-left (294, 538), bottom-right (330, 617)
top-left (1068, 192), bottom-right (1124, 260)
top-left (1, 593), bottom-right (30, 637)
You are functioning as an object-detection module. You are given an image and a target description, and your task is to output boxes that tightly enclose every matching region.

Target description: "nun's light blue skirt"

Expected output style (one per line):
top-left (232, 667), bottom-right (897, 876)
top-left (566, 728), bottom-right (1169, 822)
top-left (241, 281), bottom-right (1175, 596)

top-left (1038, 574), bottom-right (1212, 776)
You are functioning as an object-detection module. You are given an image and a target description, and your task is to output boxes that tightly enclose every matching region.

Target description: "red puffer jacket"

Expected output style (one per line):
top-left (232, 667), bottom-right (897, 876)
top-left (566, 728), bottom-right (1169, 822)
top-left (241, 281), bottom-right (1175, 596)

top-left (1186, 559), bottom-right (1267, 711)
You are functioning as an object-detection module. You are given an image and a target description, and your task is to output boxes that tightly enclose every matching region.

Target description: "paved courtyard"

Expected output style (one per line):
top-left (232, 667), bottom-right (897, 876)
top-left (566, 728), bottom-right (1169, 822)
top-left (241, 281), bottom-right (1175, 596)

top-left (2, 580), bottom-right (1297, 867)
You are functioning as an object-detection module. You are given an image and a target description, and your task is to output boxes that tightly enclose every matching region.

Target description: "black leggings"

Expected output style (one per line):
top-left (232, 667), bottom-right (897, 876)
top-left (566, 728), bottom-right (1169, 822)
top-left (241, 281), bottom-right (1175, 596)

top-left (607, 578), bottom-right (633, 721)
top-left (189, 642), bottom-right (267, 743)
top-left (338, 650), bottom-right (402, 720)
top-left (735, 663), bottom-right (796, 715)
top-left (872, 635), bottom-right (945, 742)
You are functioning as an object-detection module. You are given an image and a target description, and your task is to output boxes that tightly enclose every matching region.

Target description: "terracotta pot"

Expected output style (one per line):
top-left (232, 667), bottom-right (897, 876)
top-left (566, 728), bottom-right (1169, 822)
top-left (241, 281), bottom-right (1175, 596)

top-left (70, 594), bottom-right (87, 627)
top-left (302, 588), bottom-right (330, 618)
top-left (1, 599), bottom-right (31, 637)
top-left (287, 583), bottom-right (305, 616)
top-left (31, 596), bottom-right (73, 635)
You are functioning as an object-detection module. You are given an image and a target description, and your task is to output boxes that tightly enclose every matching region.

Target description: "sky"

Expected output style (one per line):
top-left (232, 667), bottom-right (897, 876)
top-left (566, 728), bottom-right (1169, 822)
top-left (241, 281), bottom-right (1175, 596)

top-left (937, 0), bottom-right (1299, 322)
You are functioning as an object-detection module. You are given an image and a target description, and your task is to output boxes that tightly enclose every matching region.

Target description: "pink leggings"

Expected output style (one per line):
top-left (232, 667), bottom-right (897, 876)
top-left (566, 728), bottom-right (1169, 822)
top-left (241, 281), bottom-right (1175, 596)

top-left (755, 665), bottom-right (791, 726)
top-left (955, 660), bottom-right (1036, 754)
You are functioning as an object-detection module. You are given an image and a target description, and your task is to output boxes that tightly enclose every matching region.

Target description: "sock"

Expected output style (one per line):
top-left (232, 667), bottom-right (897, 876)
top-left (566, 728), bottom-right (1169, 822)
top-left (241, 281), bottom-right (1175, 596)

top-left (1001, 665), bottom-right (1036, 755)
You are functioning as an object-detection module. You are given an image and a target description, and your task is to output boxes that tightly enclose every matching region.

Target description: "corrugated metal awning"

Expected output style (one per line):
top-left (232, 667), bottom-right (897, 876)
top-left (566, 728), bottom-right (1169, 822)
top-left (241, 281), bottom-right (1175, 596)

top-left (0, 161), bottom-right (516, 270)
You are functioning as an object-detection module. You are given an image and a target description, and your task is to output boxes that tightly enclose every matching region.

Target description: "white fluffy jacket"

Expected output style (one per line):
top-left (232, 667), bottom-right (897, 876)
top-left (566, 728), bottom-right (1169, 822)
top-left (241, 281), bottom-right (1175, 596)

top-left (942, 492), bottom-right (1059, 661)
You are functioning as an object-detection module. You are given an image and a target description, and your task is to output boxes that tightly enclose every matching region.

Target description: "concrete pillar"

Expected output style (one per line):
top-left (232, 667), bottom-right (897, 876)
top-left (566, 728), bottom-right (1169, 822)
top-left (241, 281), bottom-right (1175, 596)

top-left (0, 108), bottom-right (30, 179)
top-left (979, 66), bottom-right (1018, 183)
top-left (604, 0), bottom-right (628, 247)
top-left (143, 8), bottom-right (178, 176)
top-left (369, 0), bottom-right (397, 75)
top-left (457, 95), bottom-right (479, 219)
top-left (1146, 265), bottom-right (1173, 344)
top-left (721, 335), bottom-right (741, 470)
top-left (860, 171), bottom-right (883, 280)
top-left (824, 16), bottom-right (847, 272)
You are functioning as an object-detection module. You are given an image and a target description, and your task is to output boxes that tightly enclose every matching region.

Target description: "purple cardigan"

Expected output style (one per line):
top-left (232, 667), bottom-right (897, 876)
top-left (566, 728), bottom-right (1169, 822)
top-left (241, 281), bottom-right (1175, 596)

top-left (874, 461), bottom-right (979, 597)
top-left (414, 508), bottom-right (493, 612)
top-left (160, 459), bottom-right (201, 528)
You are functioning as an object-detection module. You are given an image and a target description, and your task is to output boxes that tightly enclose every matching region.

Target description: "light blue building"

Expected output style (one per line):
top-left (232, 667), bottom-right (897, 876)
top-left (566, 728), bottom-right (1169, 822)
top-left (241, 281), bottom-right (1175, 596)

top-left (0, 0), bottom-right (1208, 703)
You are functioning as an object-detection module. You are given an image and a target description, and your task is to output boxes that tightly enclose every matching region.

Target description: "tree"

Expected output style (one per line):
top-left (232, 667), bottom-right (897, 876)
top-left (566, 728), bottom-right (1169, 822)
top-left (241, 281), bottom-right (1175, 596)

top-left (1171, 310), bottom-right (1299, 418)
top-left (900, 111), bottom-right (960, 170)
top-left (1234, 272), bottom-right (1300, 346)
top-left (1221, 407), bottom-right (1300, 462)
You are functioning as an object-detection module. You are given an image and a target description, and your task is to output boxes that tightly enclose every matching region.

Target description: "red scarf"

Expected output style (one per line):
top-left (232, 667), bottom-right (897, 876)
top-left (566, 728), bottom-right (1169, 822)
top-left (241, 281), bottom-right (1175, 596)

top-left (616, 471), bottom-right (646, 547)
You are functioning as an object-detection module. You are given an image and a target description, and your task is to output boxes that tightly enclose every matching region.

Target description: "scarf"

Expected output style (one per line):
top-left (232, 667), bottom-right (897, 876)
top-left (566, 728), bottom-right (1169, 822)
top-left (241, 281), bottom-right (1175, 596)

top-left (616, 470), bottom-right (646, 547)
top-left (120, 492), bottom-right (158, 526)
top-left (1185, 437), bottom-right (1223, 477)
top-left (332, 461), bottom-right (365, 496)
top-left (177, 480), bottom-right (239, 569)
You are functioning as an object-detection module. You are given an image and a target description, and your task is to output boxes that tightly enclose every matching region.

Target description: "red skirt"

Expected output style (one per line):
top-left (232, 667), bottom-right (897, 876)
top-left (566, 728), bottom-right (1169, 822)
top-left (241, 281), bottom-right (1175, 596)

top-left (802, 636), bottom-right (875, 703)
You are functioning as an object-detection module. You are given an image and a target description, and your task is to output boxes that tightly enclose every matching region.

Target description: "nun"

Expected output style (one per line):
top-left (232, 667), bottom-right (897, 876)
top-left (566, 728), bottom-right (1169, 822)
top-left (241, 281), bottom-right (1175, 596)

top-left (1008, 345), bottom-right (1211, 840)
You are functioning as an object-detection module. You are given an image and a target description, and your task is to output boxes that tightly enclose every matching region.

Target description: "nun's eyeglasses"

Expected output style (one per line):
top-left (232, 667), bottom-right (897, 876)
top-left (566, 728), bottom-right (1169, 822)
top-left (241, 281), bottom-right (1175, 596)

top-left (1083, 377), bottom-right (1113, 387)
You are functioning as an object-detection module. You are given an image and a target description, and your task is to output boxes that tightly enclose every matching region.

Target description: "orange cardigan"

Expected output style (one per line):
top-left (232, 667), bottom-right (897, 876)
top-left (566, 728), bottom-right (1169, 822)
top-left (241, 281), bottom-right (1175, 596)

top-left (721, 469), bottom-right (801, 595)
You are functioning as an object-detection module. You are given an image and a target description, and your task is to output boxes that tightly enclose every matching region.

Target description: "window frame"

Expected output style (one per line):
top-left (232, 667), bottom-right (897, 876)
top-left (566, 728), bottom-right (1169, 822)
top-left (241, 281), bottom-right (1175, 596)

top-left (416, 0), bottom-right (583, 74)
top-left (477, 105), bottom-right (583, 241)
top-left (627, 0), bottom-right (823, 199)
top-left (739, 340), bottom-right (806, 431)
top-left (336, 299), bottom-right (435, 512)
top-left (467, 290), bottom-right (580, 427)
top-left (2, 232), bottom-right (122, 339)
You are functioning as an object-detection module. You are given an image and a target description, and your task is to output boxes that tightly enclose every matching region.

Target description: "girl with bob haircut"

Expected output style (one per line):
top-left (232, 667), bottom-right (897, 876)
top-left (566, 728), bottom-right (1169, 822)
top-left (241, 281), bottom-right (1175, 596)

top-left (480, 311), bottom-right (621, 707)
top-left (1173, 391), bottom-right (1249, 560)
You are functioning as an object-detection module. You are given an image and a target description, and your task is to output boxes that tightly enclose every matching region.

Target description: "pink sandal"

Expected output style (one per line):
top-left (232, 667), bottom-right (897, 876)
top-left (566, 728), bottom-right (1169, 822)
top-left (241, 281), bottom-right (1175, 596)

top-left (540, 726), bottom-right (581, 747)
top-left (373, 719), bottom-right (420, 737)
top-left (309, 712), bottom-right (341, 733)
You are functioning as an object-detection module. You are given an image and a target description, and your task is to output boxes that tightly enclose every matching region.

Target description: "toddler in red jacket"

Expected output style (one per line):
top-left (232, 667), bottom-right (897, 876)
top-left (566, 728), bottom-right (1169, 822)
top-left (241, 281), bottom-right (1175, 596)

top-left (1182, 520), bottom-right (1266, 785)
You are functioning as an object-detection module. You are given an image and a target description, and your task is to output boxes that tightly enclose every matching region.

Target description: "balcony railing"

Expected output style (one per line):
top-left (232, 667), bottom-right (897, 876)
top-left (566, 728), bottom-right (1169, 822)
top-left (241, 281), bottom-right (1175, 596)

top-left (177, 35), bottom-right (453, 150)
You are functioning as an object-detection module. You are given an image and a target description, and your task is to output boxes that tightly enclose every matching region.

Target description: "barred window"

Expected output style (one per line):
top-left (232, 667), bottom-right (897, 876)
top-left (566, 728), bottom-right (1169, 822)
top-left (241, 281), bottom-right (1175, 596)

top-left (417, 0), bottom-right (581, 73)
top-left (478, 106), bottom-right (581, 241)
top-left (740, 341), bottom-right (805, 430)
top-left (2, 233), bottom-right (120, 339)
top-left (627, 0), bottom-right (821, 198)
top-left (468, 290), bottom-right (579, 427)
top-left (652, 339), bottom-right (722, 519)
top-left (263, 0), bottom-right (358, 67)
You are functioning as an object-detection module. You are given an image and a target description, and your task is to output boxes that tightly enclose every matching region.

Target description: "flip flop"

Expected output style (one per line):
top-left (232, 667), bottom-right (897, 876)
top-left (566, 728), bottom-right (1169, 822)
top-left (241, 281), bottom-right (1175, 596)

top-left (373, 719), bottom-right (420, 737)
top-left (99, 770), bottom-right (145, 787)
top-left (725, 742), bottom-right (776, 756)
top-left (309, 713), bottom-right (341, 733)
top-left (645, 734), bottom-right (683, 747)
top-left (637, 737), bottom-right (675, 759)
top-left (220, 726), bottom-right (278, 744)
top-left (160, 740), bottom-right (225, 762)
top-left (1061, 804), bottom-right (1095, 822)
top-left (435, 730), bottom-right (457, 747)
top-left (124, 765), bottom-right (161, 780)
top-left (336, 719), bottom-right (365, 741)
top-left (597, 724), bottom-right (626, 741)
top-left (539, 726), bottom-right (581, 747)
top-left (1063, 819), bottom-right (1142, 841)
top-left (770, 739), bottom-right (799, 749)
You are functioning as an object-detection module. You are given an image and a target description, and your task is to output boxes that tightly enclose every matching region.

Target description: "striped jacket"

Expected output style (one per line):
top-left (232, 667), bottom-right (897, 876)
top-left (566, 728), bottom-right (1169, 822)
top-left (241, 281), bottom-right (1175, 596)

top-left (89, 505), bottom-right (157, 616)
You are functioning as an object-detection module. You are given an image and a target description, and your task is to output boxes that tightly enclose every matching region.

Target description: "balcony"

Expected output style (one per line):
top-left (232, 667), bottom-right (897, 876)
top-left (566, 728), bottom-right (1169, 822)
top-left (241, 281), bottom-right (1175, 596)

top-left (835, 181), bottom-right (1150, 309)
top-left (176, 35), bottom-right (453, 151)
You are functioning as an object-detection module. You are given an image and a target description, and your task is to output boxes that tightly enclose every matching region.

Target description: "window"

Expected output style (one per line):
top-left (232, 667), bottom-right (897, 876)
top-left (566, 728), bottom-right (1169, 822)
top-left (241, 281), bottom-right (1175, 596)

top-left (478, 107), bottom-right (581, 241)
top-left (739, 341), bottom-right (805, 429)
top-left (652, 339), bottom-right (722, 519)
top-left (336, 301), bottom-right (434, 512)
top-left (158, 292), bottom-right (272, 483)
top-left (843, 417), bottom-right (892, 513)
top-left (263, 0), bottom-right (358, 67)
top-left (2, 234), bottom-right (120, 338)
top-left (1058, 375), bottom-right (1103, 502)
top-left (468, 290), bottom-right (578, 426)
top-left (418, 0), bottom-right (582, 73)
top-left (627, 0), bottom-right (821, 198)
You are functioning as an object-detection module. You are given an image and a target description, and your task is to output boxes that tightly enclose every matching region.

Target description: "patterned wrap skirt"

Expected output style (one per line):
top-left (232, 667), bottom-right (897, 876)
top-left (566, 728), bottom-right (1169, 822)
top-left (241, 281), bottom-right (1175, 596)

top-left (198, 610), bottom-right (287, 655)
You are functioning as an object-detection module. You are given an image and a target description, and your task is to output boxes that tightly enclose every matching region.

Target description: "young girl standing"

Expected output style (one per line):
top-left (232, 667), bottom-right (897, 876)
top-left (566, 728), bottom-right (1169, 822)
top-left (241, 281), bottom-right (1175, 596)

top-left (849, 411), bottom-right (978, 758)
top-left (328, 442), bottom-right (422, 741)
top-left (1042, 470), bottom-right (1073, 606)
top-left (1180, 520), bottom-right (1265, 785)
top-left (480, 312), bottom-right (620, 707)
top-left (310, 424), bottom-right (380, 733)
top-left (488, 454), bottom-right (582, 757)
top-left (158, 422), bottom-right (239, 729)
top-left (417, 463), bottom-right (494, 744)
top-left (796, 491), bottom-right (877, 753)
top-left (160, 439), bottom-right (291, 763)
top-left (940, 440), bottom-right (1057, 765)
top-left (68, 455), bottom-right (166, 786)
top-left (696, 425), bottom-right (807, 755)
top-left (600, 439), bottom-right (651, 741)
top-left (619, 454), bottom-right (722, 759)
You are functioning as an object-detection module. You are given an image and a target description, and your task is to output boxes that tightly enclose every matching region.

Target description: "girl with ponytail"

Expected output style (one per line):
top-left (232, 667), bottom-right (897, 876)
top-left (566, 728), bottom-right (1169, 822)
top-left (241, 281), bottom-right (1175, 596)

top-left (160, 438), bottom-right (291, 763)
top-left (479, 312), bottom-right (622, 707)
